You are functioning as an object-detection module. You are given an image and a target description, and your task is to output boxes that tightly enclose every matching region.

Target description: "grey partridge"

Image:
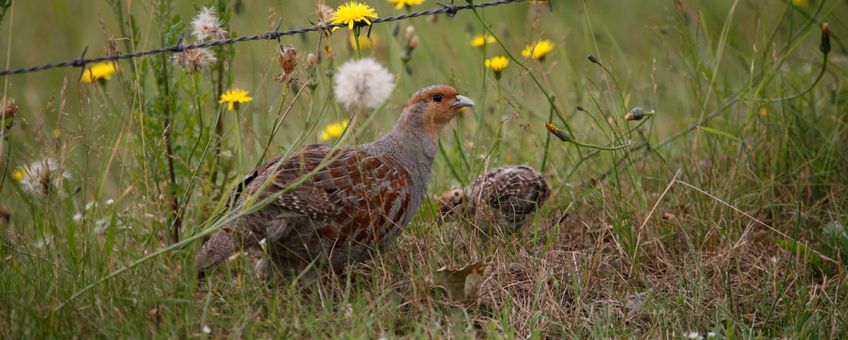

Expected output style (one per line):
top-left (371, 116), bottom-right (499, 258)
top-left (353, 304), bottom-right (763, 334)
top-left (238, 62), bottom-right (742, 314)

top-left (439, 165), bottom-right (551, 233)
top-left (196, 85), bottom-right (475, 278)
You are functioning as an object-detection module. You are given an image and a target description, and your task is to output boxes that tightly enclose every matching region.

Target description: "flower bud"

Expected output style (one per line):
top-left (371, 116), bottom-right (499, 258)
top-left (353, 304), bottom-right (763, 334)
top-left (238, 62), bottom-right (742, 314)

top-left (405, 25), bottom-right (416, 41)
top-left (1, 98), bottom-right (17, 121)
top-left (307, 52), bottom-right (319, 66)
top-left (587, 54), bottom-right (600, 64)
top-left (625, 107), bottom-right (645, 121)
top-left (820, 23), bottom-right (831, 55)
top-left (545, 123), bottom-right (571, 142)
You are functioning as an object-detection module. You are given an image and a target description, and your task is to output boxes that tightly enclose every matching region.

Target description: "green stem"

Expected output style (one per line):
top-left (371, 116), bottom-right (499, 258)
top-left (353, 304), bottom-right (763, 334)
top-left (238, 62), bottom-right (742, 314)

top-left (759, 53), bottom-right (828, 102)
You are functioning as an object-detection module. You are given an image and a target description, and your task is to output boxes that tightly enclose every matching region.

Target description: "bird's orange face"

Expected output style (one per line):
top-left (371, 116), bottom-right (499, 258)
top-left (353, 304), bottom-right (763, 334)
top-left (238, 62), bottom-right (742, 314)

top-left (405, 85), bottom-right (475, 142)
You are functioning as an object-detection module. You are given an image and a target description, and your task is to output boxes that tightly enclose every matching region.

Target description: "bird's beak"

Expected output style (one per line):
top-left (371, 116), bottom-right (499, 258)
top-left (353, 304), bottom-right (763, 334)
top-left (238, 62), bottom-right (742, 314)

top-left (452, 95), bottom-right (475, 110)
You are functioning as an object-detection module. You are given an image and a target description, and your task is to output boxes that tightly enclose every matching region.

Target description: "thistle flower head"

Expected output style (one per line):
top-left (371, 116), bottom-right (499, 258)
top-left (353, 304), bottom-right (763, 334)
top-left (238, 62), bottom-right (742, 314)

top-left (389, 0), bottom-right (425, 10)
top-left (331, 1), bottom-right (379, 31)
top-left (191, 7), bottom-right (227, 41)
top-left (522, 39), bottom-right (555, 60)
top-left (13, 158), bottom-right (70, 196)
top-left (218, 88), bottom-right (253, 111)
top-left (320, 120), bottom-right (350, 141)
top-left (80, 62), bottom-right (117, 83)
top-left (333, 58), bottom-right (396, 110)
top-left (172, 48), bottom-right (217, 73)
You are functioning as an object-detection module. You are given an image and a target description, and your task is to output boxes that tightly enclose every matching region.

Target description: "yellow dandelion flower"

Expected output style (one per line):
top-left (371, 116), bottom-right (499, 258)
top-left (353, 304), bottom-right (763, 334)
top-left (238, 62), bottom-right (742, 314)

top-left (791, 0), bottom-right (809, 6)
top-left (218, 88), bottom-right (253, 111)
top-left (521, 39), bottom-right (555, 60)
top-left (389, 0), bottom-right (425, 10)
top-left (470, 34), bottom-right (496, 48)
top-left (331, 1), bottom-right (379, 31)
top-left (484, 56), bottom-right (509, 79)
top-left (349, 33), bottom-right (375, 50)
top-left (11, 168), bottom-right (26, 181)
top-left (320, 120), bottom-right (350, 141)
top-left (80, 62), bottom-right (118, 83)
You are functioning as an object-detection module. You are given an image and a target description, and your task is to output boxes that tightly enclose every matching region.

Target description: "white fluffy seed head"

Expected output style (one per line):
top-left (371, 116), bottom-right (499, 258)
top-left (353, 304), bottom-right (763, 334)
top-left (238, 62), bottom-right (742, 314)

top-left (172, 48), bottom-right (217, 72)
top-left (191, 7), bottom-right (227, 42)
top-left (17, 158), bottom-right (70, 196)
top-left (333, 58), bottom-right (396, 110)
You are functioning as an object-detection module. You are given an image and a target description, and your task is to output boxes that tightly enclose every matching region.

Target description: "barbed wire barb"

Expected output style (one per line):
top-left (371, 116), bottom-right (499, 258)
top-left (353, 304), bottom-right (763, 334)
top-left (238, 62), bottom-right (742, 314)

top-left (0, 0), bottom-right (525, 77)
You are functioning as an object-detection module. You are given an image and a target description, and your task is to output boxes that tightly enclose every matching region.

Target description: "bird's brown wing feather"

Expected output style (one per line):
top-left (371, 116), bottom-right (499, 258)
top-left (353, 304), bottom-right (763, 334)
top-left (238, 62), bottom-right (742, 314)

top-left (242, 144), bottom-right (414, 251)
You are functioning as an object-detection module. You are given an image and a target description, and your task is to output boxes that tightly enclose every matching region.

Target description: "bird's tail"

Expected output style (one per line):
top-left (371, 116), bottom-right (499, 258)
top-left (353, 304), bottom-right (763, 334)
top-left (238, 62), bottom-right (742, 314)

top-left (195, 229), bottom-right (236, 279)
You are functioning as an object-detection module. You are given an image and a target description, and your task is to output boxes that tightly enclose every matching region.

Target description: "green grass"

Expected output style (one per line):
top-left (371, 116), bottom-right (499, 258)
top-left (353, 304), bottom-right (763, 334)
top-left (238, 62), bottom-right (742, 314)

top-left (1, 0), bottom-right (847, 337)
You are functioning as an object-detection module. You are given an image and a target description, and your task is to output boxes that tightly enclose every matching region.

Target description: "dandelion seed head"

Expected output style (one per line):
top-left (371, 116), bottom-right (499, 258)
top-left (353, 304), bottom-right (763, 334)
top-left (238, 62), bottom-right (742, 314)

top-left (333, 58), bottom-right (395, 110)
top-left (172, 48), bottom-right (217, 73)
top-left (192, 7), bottom-right (227, 42)
top-left (15, 158), bottom-right (70, 196)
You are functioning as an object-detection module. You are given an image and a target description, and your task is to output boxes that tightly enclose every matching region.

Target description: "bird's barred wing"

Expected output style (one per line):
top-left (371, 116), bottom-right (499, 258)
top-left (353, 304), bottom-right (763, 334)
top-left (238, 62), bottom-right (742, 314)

top-left (247, 145), bottom-right (414, 244)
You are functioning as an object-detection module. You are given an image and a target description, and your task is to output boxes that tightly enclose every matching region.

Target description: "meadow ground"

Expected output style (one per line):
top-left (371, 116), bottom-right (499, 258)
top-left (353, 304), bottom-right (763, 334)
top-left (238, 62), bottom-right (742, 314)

top-left (1, 0), bottom-right (847, 338)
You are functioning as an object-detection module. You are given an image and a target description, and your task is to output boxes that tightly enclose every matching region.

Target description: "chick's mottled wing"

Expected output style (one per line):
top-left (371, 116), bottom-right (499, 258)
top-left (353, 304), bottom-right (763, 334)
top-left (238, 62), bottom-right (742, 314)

top-left (243, 144), bottom-right (414, 247)
top-left (469, 166), bottom-right (550, 226)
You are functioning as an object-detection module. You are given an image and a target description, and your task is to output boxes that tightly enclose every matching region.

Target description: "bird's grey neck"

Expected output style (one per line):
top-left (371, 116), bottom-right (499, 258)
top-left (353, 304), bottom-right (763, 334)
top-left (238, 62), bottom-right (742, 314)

top-left (368, 110), bottom-right (438, 184)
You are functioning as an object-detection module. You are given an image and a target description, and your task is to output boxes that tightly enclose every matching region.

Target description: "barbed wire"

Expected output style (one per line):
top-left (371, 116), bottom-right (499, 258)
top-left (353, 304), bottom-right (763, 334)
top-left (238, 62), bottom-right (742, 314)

top-left (0, 0), bottom-right (526, 77)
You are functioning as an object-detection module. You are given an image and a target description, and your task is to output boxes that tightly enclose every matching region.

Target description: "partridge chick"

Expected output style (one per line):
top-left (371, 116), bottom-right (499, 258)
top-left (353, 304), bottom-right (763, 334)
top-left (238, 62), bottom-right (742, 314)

top-left (196, 85), bottom-right (474, 278)
top-left (439, 165), bottom-right (550, 233)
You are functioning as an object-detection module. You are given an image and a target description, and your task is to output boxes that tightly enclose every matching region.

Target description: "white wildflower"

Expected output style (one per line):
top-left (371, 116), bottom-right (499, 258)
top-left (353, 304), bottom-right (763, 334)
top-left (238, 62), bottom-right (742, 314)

top-left (686, 331), bottom-right (704, 340)
top-left (104, 198), bottom-right (115, 206)
top-left (333, 58), bottom-right (396, 110)
top-left (14, 158), bottom-right (70, 196)
top-left (73, 212), bottom-right (83, 222)
top-left (202, 325), bottom-right (212, 334)
top-left (191, 7), bottom-right (227, 42)
top-left (173, 48), bottom-right (217, 72)
top-left (707, 332), bottom-right (717, 338)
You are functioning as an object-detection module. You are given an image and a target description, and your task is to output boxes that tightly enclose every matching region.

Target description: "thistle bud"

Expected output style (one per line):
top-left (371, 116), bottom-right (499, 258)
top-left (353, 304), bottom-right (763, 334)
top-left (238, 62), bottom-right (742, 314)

top-left (279, 45), bottom-right (297, 75)
top-left (820, 23), bottom-right (831, 55)
top-left (545, 123), bottom-right (571, 142)
top-left (307, 52), bottom-right (319, 66)
top-left (405, 26), bottom-right (416, 41)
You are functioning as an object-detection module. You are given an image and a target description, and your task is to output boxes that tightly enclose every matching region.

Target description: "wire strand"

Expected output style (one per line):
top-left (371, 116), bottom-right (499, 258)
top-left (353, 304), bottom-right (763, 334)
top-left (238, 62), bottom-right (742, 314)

top-left (0, 0), bottom-right (525, 77)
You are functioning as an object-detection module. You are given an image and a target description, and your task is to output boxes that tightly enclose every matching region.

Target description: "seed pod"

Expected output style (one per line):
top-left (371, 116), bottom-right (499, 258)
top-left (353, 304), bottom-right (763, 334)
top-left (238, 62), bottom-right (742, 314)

top-left (587, 54), bottom-right (600, 64)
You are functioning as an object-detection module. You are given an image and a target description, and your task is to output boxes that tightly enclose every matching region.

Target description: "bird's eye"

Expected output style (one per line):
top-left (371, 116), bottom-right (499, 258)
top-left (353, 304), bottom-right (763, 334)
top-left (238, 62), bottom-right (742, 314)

top-left (433, 94), bottom-right (444, 103)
